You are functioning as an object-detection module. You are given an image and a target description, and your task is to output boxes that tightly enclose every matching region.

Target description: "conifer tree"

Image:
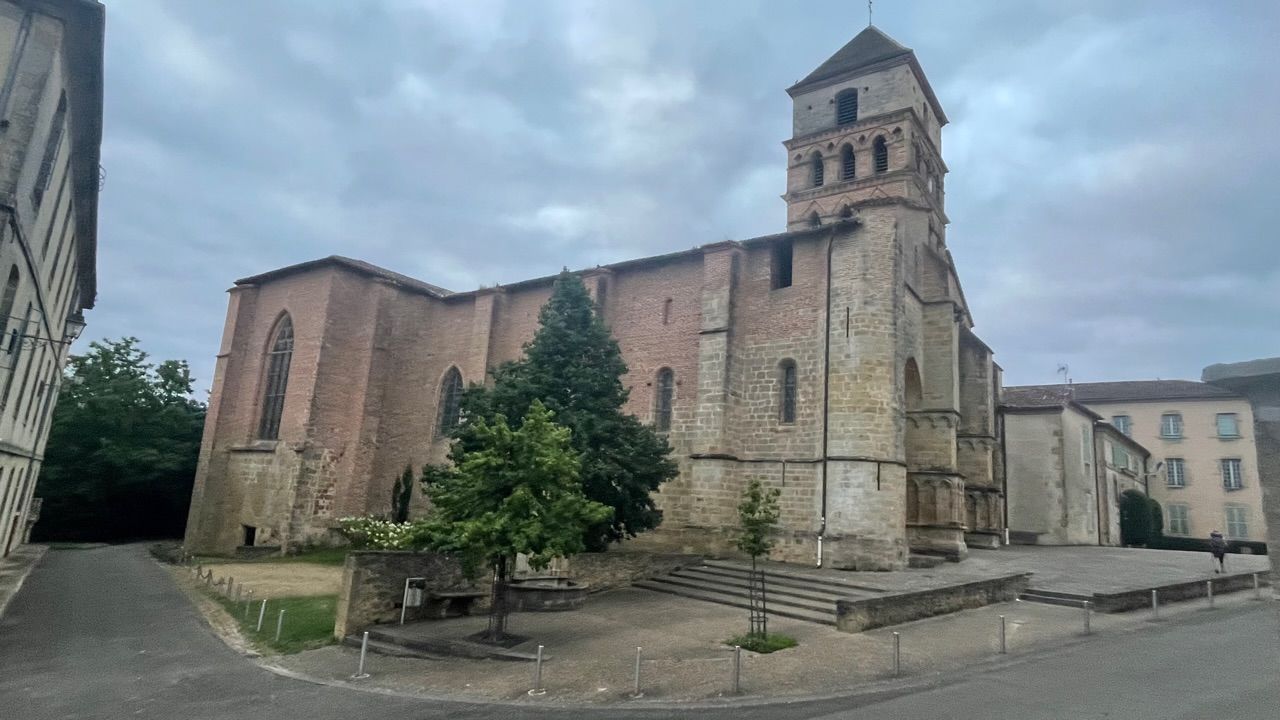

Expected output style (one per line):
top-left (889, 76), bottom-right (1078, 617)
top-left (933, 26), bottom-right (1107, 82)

top-left (452, 272), bottom-right (677, 551)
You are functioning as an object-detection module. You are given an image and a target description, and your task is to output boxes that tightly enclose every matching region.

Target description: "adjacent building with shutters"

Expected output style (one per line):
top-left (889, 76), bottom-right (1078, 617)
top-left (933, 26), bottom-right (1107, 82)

top-left (1002, 387), bottom-right (1150, 546)
top-left (0, 0), bottom-right (101, 557)
top-left (1005, 381), bottom-right (1269, 548)
top-left (183, 27), bottom-right (1005, 570)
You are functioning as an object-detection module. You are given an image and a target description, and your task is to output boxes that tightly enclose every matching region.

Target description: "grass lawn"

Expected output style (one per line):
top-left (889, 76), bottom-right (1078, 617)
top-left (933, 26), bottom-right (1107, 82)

top-left (208, 591), bottom-right (338, 654)
top-left (726, 633), bottom-right (798, 654)
top-left (197, 547), bottom-right (350, 566)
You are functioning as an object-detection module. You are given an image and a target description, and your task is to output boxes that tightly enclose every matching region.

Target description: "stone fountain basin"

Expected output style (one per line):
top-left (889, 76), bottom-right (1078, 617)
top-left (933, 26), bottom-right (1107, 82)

top-left (507, 576), bottom-right (589, 612)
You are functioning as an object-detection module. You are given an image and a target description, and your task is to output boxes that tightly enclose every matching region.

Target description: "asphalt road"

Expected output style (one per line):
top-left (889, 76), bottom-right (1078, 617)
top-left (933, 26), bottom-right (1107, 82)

top-left (1, 544), bottom-right (1277, 720)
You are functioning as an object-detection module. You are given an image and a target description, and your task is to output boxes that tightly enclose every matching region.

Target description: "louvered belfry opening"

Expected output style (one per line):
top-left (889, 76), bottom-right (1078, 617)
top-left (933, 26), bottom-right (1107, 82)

top-left (873, 136), bottom-right (889, 173)
top-left (836, 89), bottom-right (858, 125)
top-left (811, 154), bottom-right (824, 187)
top-left (258, 315), bottom-right (294, 440)
top-left (840, 144), bottom-right (855, 180)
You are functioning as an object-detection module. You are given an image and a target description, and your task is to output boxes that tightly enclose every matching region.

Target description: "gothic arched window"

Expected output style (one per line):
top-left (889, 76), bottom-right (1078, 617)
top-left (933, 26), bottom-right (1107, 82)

top-left (654, 368), bottom-right (674, 432)
top-left (873, 136), bottom-right (889, 173)
top-left (436, 366), bottom-right (464, 437)
top-left (779, 359), bottom-right (798, 424)
top-left (840, 144), bottom-right (855, 181)
top-left (258, 314), bottom-right (294, 440)
top-left (811, 153), bottom-right (824, 188)
top-left (808, 211), bottom-right (821, 228)
top-left (836, 89), bottom-right (858, 126)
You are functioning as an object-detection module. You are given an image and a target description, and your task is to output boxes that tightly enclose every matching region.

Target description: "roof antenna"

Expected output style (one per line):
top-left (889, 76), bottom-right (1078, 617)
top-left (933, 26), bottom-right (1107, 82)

top-left (1057, 363), bottom-right (1071, 385)
top-left (868, 0), bottom-right (874, 26)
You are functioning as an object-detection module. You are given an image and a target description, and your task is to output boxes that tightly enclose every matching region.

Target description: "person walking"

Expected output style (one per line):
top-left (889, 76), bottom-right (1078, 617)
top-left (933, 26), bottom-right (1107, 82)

top-left (1208, 530), bottom-right (1227, 573)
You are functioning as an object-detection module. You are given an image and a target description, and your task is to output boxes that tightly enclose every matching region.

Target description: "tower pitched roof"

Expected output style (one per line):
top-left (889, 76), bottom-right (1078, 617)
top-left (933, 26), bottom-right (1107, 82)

top-left (791, 26), bottom-right (913, 92)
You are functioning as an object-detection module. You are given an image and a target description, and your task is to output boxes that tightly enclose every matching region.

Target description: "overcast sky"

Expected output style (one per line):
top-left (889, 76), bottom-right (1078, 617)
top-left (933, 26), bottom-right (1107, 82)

top-left (91, 0), bottom-right (1279, 393)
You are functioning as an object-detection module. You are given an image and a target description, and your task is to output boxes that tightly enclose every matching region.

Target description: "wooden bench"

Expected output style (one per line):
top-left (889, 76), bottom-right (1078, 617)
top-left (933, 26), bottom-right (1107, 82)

top-left (426, 590), bottom-right (488, 618)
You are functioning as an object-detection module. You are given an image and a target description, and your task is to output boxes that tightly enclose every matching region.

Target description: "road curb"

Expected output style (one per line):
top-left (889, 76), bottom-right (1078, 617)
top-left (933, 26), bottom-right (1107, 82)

top-left (255, 600), bottom-right (1270, 712)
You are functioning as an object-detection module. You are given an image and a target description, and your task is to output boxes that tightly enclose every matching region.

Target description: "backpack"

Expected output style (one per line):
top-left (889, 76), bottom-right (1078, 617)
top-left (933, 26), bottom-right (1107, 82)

top-left (1209, 534), bottom-right (1227, 553)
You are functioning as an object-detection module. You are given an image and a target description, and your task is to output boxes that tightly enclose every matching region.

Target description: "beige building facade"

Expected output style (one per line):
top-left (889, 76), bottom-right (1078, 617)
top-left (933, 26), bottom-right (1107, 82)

top-left (0, 0), bottom-right (101, 557)
top-left (1003, 389), bottom-right (1148, 546)
top-left (1010, 382), bottom-right (1268, 547)
top-left (184, 27), bottom-right (1005, 570)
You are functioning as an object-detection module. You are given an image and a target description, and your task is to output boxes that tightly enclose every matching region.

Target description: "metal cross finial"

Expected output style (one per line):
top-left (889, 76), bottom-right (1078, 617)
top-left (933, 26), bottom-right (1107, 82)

top-left (868, 0), bottom-right (873, 26)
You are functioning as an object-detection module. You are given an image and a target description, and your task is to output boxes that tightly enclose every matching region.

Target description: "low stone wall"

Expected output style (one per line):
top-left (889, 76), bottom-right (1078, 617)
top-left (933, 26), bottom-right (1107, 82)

top-left (333, 551), bottom-right (487, 638)
top-left (557, 551), bottom-right (702, 593)
top-left (836, 573), bottom-right (1032, 633)
top-left (333, 549), bottom-right (702, 638)
top-left (1091, 570), bottom-right (1271, 613)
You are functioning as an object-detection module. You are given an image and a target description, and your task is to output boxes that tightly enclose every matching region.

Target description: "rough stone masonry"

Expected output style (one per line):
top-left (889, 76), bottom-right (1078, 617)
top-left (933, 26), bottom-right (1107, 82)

top-left (183, 26), bottom-right (1004, 571)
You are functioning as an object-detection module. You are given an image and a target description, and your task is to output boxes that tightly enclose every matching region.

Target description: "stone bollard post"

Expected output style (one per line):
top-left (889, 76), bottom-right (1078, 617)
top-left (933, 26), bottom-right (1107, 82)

top-left (529, 645), bottom-right (546, 696)
top-left (998, 615), bottom-right (1007, 654)
top-left (630, 646), bottom-right (643, 698)
top-left (352, 631), bottom-right (370, 679)
top-left (1207, 580), bottom-right (1215, 609)
top-left (731, 645), bottom-right (742, 694)
top-left (892, 631), bottom-right (901, 676)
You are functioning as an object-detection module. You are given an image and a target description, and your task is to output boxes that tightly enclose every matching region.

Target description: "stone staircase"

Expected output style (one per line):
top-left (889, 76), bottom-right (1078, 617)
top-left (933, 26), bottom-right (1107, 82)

top-left (634, 560), bottom-right (886, 626)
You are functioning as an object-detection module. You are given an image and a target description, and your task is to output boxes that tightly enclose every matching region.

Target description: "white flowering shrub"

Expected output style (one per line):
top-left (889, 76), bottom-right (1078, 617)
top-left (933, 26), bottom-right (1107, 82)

top-left (337, 516), bottom-right (430, 550)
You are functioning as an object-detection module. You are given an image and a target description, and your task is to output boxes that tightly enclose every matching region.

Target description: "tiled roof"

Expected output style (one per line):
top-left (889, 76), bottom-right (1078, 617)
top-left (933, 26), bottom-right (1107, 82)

top-left (791, 26), bottom-right (912, 91)
top-left (1006, 381), bottom-right (1239, 404)
top-left (236, 256), bottom-right (452, 298)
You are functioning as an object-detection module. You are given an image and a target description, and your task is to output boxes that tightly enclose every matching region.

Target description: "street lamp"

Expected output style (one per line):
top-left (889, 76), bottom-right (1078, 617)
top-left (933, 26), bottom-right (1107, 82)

top-left (62, 310), bottom-right (86, 344)
top-left (2, 309), bottom-right (88, 352)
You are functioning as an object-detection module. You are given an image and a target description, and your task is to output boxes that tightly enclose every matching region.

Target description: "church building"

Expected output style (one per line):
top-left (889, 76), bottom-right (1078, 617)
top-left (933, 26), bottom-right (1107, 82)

top-left (183, 26), bottom-right (1005, 571)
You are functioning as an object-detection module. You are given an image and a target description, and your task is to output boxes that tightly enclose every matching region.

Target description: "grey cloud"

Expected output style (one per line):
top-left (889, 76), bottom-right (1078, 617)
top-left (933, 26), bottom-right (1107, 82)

top-left (90, 0), bottom-right (1279, 393)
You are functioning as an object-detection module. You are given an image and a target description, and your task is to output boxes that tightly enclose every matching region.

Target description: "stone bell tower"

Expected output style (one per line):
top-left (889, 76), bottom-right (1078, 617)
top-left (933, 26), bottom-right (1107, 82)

top-left (782, 25), bottom-right (948, 229)
top-left (780, 26), bottom-right (1004, 567)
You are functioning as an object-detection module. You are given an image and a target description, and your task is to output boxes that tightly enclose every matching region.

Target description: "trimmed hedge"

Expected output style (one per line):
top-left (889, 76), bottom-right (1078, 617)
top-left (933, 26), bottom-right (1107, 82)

top-left (1148, 536), bottom-right (1268, 555)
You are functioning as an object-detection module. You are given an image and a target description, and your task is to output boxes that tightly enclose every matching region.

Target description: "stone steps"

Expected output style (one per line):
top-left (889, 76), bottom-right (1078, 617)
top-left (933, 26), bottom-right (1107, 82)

top-left (634, 560), bottom-right (884, 626)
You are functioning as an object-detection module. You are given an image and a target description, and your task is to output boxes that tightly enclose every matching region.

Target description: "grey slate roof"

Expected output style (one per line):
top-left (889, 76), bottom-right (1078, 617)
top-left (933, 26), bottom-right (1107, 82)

top-left (791, 26), bottom-right (913, 91)
top-left (1006, 381), bottom-right (1239, 405)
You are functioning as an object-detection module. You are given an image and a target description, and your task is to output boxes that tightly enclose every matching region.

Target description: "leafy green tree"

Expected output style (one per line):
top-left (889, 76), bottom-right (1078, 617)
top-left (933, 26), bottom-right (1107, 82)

top-left (425, 401), bottom-right (610, 642)
top-left (34, 337), bottom-right (206, 542)
top-left (1147, 496), bottom-right (1164, 539)
top-left (451, 272), bottom-right (677, 551)
top-left (737, 478), bottom-right (781, 638)
top-left (1119, 489), bottom-right (1153, 547)
top-left (390, 464), bottom-right (413, 523)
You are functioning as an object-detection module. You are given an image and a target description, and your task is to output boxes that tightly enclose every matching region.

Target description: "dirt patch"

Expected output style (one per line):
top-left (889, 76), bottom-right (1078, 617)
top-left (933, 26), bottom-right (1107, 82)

top-left (195, 563), bottom-right (341, 598)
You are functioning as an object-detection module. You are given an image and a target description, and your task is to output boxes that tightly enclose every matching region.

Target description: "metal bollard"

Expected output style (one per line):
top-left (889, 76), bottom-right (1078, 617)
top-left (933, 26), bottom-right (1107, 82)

top-left (529, 645), bottom-right (546, 696)
top-left (630, 646), bottom-right (643, 698)
top-left (1082, 601), bottom-right (1091, 635)
top-left (352, 631), bottom-right (370, 679)
top-left (998, 615), bottom-right (1007, 654)
top-left (275, 608), bottom-right (286, 643)
top-left (1254, 573), bottom-right (1262, 600)
top-left (1151, 589), bottom-right (1159, 620)
top-left (732, 645), bottom-right (742, 694)
top-left (892, 631), bottom-right (901, 676)
top-left (1207, 580), bottom-right (1215, 609)
top-left (256, 599), bottom-right (267, 632)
